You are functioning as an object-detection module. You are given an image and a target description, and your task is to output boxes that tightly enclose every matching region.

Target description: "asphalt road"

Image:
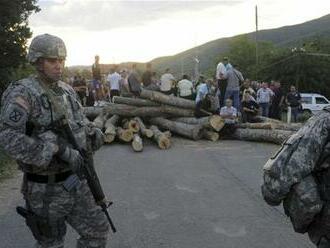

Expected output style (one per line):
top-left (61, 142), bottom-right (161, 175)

top-left (0, 139), bottom-right (314, 248)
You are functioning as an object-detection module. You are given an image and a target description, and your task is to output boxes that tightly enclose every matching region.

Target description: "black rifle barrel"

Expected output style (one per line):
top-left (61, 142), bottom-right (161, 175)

top-left (61, 119), bottom-right (117, 233)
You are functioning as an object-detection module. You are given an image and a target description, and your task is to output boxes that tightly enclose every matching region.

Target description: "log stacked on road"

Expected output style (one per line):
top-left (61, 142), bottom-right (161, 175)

top-left (82, 90), bottom-right (302, 152)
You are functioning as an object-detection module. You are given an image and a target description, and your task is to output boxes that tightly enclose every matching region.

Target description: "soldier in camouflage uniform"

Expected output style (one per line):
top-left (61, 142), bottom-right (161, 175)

top-left (261, 109), bottom-right (330, 247)
top-left (0, 34), bottom-right (109, 247)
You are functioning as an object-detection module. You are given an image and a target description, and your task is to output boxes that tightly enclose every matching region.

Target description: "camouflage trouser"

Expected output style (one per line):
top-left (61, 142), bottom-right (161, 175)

top-left (308, 203), bottom-right (330, 248)
top-left (318, 237), bottom-right (330, 248)
top-left (24, 179), bottom-right (110, 248)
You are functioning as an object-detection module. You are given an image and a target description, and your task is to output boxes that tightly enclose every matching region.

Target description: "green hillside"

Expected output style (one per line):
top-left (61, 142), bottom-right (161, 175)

top-left (150, 14), bottom-right (330, 78)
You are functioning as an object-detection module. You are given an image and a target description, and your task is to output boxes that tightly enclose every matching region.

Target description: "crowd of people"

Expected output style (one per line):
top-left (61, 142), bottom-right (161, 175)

top-left (69, 55), bottom-right (302, 123)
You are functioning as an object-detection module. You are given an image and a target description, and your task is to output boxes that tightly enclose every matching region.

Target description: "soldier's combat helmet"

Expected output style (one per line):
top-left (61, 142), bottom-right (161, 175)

top-left (27, 34), bottom-right (67, 63)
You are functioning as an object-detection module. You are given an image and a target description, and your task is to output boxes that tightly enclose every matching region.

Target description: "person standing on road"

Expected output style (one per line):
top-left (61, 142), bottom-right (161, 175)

top-left (106, 66), bottom-right (122, 102)
top-left (92, 55), bottom-right (103, 105)
top-left (0, 34), bottom-right (109, 247)
top-left (216, 57), bottom-right (232, 107)
top-left (224, 66), bottom-right (244, 111)
top-left (160, 68), bottom-right (176, 95)
top-left (270, 81), bottom-right (285, 120)
top-left (141, 62), bottom-right (153, 88)
top-left (286, 85), bottom-right (302, 122)
top-left (128, 63), bottom-right (142, 96)
top-left (257, 82), bottom-right (274, 117)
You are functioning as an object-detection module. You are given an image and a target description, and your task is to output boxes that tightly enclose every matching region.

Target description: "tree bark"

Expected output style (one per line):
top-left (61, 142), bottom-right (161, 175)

top-left (230, 128), bottom-right (294, 145)
top-left (93, 113), bottom-right (105, 130)
top-left (113, 96), bottom-right (160, 107)
top-left (104, 115), bottom-right (119, 144)
top-left (116, 127), bottom-right (134, 142)
top-left (134, 117), bottom-right (153, 138)
top-left (103, 104), bottom-right (194, 117)
top-left (255, 116), bottom-right (283, 124)
top-left (237, 123), bottom-right (273, 130)
top-left (83, 107), bottom-right (103, 120)
top-left (163, 131), bottom-right (172, 139)
top-left (173, 115), bottom-right (225, 132)
top-left (202, 130), bottom-right (219, 141)
top-left (150, 117), bottom-right (203, 140)
top-left (122, 119), bottom-right (140, 133)
top-left (131, 134), bottom-right (143, 152)
top-left (140, 89), bottom-right (196, 109)
top-left (150, 125), bottom-right (171, 149)
top-left (238, 122), bottom-right (302, 132)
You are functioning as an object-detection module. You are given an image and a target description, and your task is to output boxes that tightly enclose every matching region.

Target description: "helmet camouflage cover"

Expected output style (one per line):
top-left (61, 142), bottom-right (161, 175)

top-left (27, 33), bottom-right (67, 63)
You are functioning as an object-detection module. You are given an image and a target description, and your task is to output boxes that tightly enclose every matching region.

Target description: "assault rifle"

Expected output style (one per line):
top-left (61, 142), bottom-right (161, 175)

top-left (60, 118), bottom-right (117, 233)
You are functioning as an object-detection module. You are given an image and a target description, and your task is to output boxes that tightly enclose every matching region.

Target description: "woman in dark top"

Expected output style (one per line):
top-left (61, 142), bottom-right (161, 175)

top-left (241, 91), bottom-right (259, 123)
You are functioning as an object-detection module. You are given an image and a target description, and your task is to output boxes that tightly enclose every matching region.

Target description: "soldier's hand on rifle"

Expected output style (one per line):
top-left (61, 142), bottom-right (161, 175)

top-left (57, 146), bottom-right (84, 175)
top-left (86, 124), bottom-right (104, 151)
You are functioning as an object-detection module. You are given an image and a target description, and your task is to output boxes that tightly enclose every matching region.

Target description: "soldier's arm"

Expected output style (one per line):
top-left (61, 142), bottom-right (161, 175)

top-left (0, 85), bottom-right (58, 168)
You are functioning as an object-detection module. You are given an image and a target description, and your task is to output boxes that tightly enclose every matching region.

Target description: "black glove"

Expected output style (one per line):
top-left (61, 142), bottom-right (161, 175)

top-left (58, 146), bottom-right (84, 175)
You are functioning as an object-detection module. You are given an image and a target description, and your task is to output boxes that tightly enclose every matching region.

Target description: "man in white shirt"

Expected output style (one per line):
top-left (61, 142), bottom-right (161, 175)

top-left (220, 98), bottom-right (238, 124)
top-left (106, 66), bottom-right (122, 102)
top-left (177, 74), bottom-right (194, 100)
top-left (215, 57), bottom-right (232, 107)
top-left (257, 82), bottom-right (274, 117)
top-left (160, 68), bottom-right (176, 95)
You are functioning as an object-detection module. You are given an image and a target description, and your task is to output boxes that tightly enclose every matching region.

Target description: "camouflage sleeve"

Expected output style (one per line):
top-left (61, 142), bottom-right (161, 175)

top-left (0, 84), bottom-right (58, 168)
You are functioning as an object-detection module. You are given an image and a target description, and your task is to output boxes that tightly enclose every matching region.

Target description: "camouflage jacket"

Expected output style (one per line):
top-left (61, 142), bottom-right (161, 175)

top-left (262, 109), bottom-right (330, 205)
top-left (0, 75), bottom-right (88, 175)
top-left (261, 109), bottom-right (330, 233)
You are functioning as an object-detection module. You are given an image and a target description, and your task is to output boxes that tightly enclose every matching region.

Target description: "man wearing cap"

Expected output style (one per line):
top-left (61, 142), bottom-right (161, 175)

top-left (0, 34), bottom-right (109, 247)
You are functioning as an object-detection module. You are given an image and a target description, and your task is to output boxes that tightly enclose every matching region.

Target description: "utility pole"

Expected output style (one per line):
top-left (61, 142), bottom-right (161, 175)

top-left (255, 5), bottom-right (259, 80)
top-left (194, 49), bottom-right (200, 82)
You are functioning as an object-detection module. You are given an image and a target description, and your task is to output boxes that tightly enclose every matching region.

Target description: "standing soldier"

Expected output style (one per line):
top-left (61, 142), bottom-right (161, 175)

top-left (0, 34), bottom-right (110, 247)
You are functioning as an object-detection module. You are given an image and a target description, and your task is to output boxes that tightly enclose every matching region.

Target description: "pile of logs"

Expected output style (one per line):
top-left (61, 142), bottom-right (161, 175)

top-left (84, 89), bottom-right (302, 152)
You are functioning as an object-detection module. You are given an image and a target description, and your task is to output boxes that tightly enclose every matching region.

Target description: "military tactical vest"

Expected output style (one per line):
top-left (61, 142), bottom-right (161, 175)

top-left (15, 76), bottom-right (87, 174)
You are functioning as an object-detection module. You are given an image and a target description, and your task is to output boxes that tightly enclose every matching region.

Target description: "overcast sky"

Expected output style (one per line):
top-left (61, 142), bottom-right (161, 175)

top-left (29, 0), bottom-right (330, 66)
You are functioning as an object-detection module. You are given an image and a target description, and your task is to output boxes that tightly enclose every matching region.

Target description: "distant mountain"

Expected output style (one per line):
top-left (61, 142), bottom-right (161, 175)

top-left (69, 14), bottom-right (330, 78)
top-left (150, 14), bottom-right (330, 78)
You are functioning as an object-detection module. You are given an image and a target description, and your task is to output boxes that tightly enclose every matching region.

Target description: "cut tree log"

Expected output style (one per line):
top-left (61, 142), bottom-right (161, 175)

top-left (140, 89), bottom-right (196, 109)
top-left (202, 129), bottom-right (219, 141)
top-left (237, 122), bottom-right (302, 132)
top-left (113, 96), bottom-right (160, 107)
top-left (173, 115), bottom-right (225, 132)
top-left (134, 117), bottom-right (153, 138)
top-left (122, 119), bottom-right (140, 133)
top-left (93, 113), bottom-right (105, 130)
top-left (83, 107), bottom-right (103, 120)
top-left (163, 131), bottom-right (172, 139)
top-left (230, 128), bottom-right (294, 145)
top-left (104, 115), bottom-right (119, 144)
top-left (256, 116), bottom-right (283, 124)
top-left (131, 134), bottom-right (143, 152)
top-left (150, 117), bottom-right (203, 140)
top-left (150, 125), bottom-right (171, 149)
top-left (103, 104), bottom-right (195, 117)
top-left (116, 127), bottom-right (134, 142)
top-left (237, 123), bottom-right (273, 130)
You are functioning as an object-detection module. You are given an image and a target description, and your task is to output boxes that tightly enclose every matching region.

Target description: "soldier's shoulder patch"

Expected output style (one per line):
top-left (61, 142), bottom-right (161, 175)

top-left (2, 103), bottom-right (28, 128)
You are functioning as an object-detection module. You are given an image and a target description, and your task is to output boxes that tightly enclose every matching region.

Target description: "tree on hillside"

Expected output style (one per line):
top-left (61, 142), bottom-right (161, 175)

top-left (0, 0), bottom-right (40, 94)
top-left (261, 38), bottom-right (330, 96)
top-left (222, 35), bottom-right (277, 80)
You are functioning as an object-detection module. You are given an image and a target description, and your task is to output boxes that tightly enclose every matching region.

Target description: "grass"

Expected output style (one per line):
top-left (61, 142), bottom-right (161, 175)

top-left (0, 149), bottom-right (16, 181)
